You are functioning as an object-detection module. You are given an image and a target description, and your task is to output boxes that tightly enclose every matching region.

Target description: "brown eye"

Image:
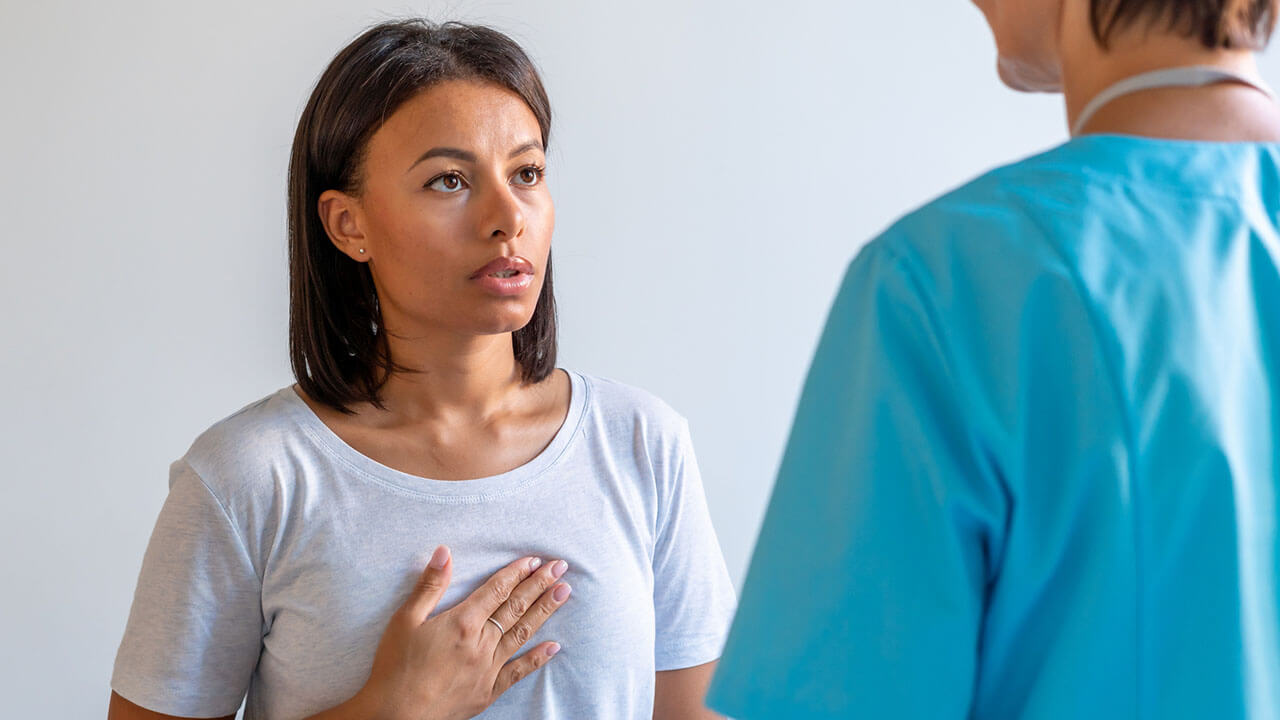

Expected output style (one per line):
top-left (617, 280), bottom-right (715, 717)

top-left (515, 167), bottom-right (542, 186)
top-left (427, 173), bottom-right (465, 193)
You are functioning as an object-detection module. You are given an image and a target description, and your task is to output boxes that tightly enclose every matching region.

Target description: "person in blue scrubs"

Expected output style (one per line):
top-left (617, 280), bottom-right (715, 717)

top-left (707, 0), bottom-right (1280, 718)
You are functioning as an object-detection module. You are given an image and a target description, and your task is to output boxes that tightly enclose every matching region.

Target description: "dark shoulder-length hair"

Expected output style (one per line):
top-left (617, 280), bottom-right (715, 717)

top-left (1092, 0), bottom-right (1278, 48)
top-left (288, 19), bottom-right (557, 414)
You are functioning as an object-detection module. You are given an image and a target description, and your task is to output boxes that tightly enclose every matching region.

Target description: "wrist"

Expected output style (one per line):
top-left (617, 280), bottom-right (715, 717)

top-left (348, 683), bottom-right (402, 720)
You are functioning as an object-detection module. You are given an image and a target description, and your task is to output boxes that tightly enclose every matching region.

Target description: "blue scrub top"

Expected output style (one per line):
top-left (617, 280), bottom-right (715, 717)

top-left (708, 136), bottom-right (1280, 719)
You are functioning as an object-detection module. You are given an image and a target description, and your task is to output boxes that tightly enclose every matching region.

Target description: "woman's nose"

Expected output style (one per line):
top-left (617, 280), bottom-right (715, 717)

top-left (480, 184), bottom-right (526, 241)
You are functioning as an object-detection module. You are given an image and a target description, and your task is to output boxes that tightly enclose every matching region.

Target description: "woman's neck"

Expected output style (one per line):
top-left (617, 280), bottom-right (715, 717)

top-left (1058, 6), bottom-right (1280, 140)
top-left (373, 329), bottom-right (526, 426)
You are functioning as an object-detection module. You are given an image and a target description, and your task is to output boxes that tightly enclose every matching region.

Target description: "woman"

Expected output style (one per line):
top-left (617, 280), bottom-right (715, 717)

top-left (709, 0), bottom-right (1280, 718)
top-left (108, 20), bottom-right (735, 720)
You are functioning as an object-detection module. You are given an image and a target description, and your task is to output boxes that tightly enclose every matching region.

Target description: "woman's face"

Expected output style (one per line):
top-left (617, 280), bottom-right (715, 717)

top-left (323, 79), bottom-right (554, 340)
top-left (971, 0), bottom-right (1067, 92)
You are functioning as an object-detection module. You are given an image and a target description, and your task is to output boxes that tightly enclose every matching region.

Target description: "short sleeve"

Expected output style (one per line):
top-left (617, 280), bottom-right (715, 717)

top-left (651, 419), bottom-right (738, 671)
top-left (111, 459), bottom-right (264, 717)
top-left (707, 242), bottom-right (1008, 717)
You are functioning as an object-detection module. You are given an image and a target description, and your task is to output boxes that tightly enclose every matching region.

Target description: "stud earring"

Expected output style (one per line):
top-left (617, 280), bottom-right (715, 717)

top-left (358, 248), bottom-right (366, 254)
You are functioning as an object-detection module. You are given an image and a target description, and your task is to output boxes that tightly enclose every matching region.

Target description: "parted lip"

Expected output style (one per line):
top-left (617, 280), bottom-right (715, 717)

top-left (470, 255), bottom-right (535, 280)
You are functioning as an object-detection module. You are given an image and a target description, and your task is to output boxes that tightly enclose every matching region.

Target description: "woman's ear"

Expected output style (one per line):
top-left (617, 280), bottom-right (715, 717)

top-left (318, 189), bottom-right (371, 262)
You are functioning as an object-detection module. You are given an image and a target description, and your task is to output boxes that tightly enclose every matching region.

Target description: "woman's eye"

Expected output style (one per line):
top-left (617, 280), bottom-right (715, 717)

top-left (514, 166), bottom-right (543, 186)
top-left (427, 173), bottom-right (465, 193)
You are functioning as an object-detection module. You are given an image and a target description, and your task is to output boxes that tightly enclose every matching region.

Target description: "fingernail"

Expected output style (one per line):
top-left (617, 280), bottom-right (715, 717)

top-left (529, 557), bottom-right (543, 571)
top-left (428, 545), bottom-right (450, 570)
top-left (553, 583), bottom-right (572, 603)
top-left (546, 642), bottom-right (561, 657)
top-left (551, 560), bottom-right (568, 579)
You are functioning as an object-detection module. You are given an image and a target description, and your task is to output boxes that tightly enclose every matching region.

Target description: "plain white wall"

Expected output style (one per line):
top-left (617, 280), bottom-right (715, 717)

top-left (2, 0), bottom-right (1276, 715)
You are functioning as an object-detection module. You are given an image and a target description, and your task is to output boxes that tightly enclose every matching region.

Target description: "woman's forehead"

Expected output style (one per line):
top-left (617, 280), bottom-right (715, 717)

top-left (369, 79), bottom-right (544, 166)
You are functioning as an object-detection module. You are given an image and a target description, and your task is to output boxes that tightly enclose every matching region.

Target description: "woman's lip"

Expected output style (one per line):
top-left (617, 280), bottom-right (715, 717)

top-left (472, 272), bottom-right (535, 296)
top-left (470, 255), bottom-right (535, 280)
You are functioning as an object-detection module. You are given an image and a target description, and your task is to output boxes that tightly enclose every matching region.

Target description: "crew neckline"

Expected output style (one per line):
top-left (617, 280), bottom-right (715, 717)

top-left (1021, 133), bottom-right (1280, 200)
top-left (1071, 132), bottom-right (1280, 149)
top-left (280, 368), bottom-right (589, 502)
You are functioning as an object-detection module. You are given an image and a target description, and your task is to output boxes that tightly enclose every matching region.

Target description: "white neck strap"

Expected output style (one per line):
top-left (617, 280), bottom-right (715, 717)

top-left (1071, 65), bottom-right (1277, 137)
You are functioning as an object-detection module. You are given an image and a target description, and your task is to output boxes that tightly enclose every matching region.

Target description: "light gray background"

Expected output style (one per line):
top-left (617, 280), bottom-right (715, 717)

top-left (3, 0), bottom-right (1276, 716)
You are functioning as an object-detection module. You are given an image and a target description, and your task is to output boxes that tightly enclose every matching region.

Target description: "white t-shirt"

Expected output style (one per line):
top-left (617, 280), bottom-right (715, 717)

top-left (111, 370), bottom-right (736, 719)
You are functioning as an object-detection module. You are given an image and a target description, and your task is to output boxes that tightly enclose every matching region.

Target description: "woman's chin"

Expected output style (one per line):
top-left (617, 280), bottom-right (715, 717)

top-left (465, 311), bottom-right (537, 337)
top-left (997, 54), bottom-right (1063, 93)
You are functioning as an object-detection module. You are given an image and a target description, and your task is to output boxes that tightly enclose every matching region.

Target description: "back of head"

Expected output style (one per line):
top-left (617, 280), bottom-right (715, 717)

top-left (1091, 0), bottom-right (1279, 49)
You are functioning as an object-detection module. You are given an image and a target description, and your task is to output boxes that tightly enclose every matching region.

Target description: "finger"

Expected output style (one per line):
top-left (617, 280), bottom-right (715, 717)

top-left (492, 642), bottom-right (561, 698)
top-left (460, 555), bottom-right (541, 624)
top-left (487, 559), bottom-right (567, 639)
top-left (401, 545), bottom-right (453, 624)
top-left (495, 581), bottom-right (572, 661)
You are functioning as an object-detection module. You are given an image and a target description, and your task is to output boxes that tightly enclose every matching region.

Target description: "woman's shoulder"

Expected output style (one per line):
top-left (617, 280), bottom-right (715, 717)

top-left (570, 370), bottom-right (691, 442)
top-left (179, 385), bottom-right (310, 495)
top-left (568, 372), bottom-right (699, 498)
top-left (574, 371), bottom-right (686, 421)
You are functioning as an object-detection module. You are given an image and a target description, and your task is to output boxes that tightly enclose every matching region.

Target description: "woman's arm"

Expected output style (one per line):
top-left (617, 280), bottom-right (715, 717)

top-left (646, 415), bottom-right (735, 720)
top-left (108, 691), bottom-right (235, 720)
top-left (653, 660), bottom-right (721, 720)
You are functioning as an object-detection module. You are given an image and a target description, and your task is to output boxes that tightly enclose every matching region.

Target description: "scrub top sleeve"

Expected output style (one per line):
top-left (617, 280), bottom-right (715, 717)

top-left (111, 459), bottom-right (264, 718)
top-left (707, 241), bottom-right (1007, 719)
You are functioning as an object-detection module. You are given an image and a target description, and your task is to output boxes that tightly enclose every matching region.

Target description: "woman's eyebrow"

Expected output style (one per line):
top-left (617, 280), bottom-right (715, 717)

top-left (507, 140), bottom-right (543, 158)
top-left (405, 141), bottom-right (543, 173)
top-left (406, 147), bottom-right (474, 172)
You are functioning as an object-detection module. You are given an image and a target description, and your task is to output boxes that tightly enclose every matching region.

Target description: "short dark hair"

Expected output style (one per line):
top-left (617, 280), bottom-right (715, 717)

top-left (287, 20), bottom-right (557, 414)
top-left (1091, 0), bottom-right (1278, 49)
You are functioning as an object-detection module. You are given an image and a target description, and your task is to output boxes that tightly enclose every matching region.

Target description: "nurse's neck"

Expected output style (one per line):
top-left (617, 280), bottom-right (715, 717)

top-left (1057, 2), bottom-right (1280, 141)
